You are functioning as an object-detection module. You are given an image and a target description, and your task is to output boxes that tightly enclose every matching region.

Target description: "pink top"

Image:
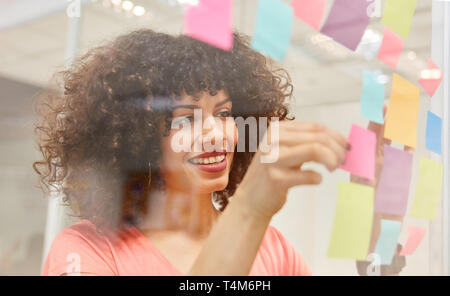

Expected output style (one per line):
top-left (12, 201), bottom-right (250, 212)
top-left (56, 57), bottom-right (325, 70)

top-left (42, 219), bottom-right (312, 276)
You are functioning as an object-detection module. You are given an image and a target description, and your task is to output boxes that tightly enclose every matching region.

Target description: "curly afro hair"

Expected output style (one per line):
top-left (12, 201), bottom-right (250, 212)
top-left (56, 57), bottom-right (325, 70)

top-left (33, 29), bottom-right (294, 230)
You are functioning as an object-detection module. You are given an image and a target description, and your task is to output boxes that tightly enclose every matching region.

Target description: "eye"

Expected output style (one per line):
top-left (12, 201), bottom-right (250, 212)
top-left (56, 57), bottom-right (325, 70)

top-left (171, 115), bottom-right (194, 127)
top-left (216, 110), bottom-right (232, 118)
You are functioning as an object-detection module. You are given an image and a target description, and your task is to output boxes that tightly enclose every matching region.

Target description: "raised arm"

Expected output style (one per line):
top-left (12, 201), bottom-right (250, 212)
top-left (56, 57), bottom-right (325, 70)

top-left (352, 106), bottom-right (413, 275)
top-left (188, 121), bottom-right (348, 275)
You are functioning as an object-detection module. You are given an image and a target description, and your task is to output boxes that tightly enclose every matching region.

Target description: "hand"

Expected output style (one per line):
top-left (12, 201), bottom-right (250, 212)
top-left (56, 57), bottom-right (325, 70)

top-left (234, 121), bottom-right (349, 220)
top-left (351, 106), bottom-right (414, 274)
top-left (351, 105), bottom-right (414, 187)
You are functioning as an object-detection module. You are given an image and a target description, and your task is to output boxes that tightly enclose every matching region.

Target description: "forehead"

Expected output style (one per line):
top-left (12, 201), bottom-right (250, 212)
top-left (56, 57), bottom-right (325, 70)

top-left (174, 90), bottom-right (230, 105)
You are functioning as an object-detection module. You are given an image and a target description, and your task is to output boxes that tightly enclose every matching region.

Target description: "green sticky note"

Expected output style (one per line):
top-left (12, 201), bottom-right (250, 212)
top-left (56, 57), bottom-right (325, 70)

top-left (381, 0), bottom-right (418, 39)
top-left (409, 158), bottom-right (443, 220)
top-left (327, 182), bottom-right (374, 260)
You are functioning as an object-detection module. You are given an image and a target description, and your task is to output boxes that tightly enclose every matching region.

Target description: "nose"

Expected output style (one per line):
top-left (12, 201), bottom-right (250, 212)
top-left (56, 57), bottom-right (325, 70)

top-left (201, 115), bottom-right (225, 151)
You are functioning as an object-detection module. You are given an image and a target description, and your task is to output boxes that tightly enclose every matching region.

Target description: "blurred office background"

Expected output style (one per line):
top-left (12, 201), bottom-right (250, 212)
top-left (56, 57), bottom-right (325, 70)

top-left (0, 0), bottom-right (446, 275)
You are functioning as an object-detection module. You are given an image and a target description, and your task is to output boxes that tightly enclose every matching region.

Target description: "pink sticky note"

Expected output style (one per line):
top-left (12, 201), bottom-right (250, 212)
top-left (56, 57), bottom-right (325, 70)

top-left (340, 124), bottom-right (376, 180)
top-left (377, 27), bottom-right (404, 69)
top-left (184, 0), bottom-right (233, 51)
top-left (291, 0), bottom-right (326, 30)
top-left (418, 58), bottom-right (443, 98)
top-left (400, 225), bottom-right (426, 256)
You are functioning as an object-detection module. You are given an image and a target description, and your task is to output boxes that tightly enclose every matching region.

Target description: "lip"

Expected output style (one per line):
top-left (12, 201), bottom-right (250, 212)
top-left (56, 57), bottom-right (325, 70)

top-left (188, 152), bottom-right (228, 173)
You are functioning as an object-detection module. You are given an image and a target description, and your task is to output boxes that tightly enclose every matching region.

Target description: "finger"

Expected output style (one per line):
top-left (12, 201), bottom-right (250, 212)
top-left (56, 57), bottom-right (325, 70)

top-left (404, 145), bottom-right (414, 153)
top-left (283, 169), bottom-right (322, 188)
top-left (277, 142), bottom-right (342, 171)
top-left (350, 175), bottom-right (376, 187)
top-left (282, 122), bottom-right (349, 150)
top-left (367, 120), bottom-right (383, 133)
top-left (368, 105), bottom-right (391, 146)
top-left (323, 126), bottom-right (349, 150)
top-left (381, 105), bottom-right (392, 146)
top-left (279, 131), bottom-right (348, 164)
top-left (368, 104), bottom-right (388, 132)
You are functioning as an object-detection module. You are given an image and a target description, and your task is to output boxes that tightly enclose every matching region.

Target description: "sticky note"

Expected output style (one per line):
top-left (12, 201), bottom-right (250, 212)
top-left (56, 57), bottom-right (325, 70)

top-left (409, 158), bottom-right (443, 220)
top-left (374, 220), bottom-right (402, 265)
top-left (419, 59), bottom-right (443, 98)
top-left (327, 182), bottom-right (374, 260)
top-left (340, 124), bottom-right (376, 180)
top-left (251, 0), bottom-right (293, 61)
top-left (400, 225), bottom-right (426, 256)
top-left (384, 74), bottom-right (420, 148)
top-left (381, 0), bottom-right (418, 39)
top-left (320, 0), bottom-right (370, 51)
top-left (361, 70), bottom-right (385, 124)
top-left (426, 111), bottom-right (442, 155)
top-left (374, 145), bottom-right (413, 216)
top-left (291, 0), bottom-right (326, 30)
top-left (377, 27), bottom-right (404, 69)
top-left (184, 0), bottom-right (233, 51)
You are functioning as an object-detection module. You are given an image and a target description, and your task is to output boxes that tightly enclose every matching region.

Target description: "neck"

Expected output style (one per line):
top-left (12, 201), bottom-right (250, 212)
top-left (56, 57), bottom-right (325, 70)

top-left (139, 187), bottom-right (220, 239)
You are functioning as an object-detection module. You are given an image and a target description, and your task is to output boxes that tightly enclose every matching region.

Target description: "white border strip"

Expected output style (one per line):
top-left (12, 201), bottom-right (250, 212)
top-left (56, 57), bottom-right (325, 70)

top-left (442, 0), bottom-right (450, 276)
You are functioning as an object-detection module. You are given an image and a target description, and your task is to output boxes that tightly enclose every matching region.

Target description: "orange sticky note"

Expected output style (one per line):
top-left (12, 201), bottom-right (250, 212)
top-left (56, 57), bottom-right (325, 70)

top-left (377, 27), bottom-right (404, 69)
top-left (418, 58), bottom-right (443, 98)
top-left (291, 0), bottom-right (326, 30)
top-left (184, 0), bottom-right (233, 51)
top-left (384, 74), bottom-right (420, 148)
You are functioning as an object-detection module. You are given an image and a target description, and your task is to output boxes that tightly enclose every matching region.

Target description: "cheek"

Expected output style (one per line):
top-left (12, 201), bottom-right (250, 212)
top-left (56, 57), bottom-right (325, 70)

top-left (160, 134), bottom-right (185, 172)
top-left (224, 119), bottom-right (238, 150)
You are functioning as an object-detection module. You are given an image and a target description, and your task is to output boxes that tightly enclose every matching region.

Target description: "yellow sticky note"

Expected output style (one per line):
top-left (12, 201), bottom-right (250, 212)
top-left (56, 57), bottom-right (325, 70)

top-left (409, 158), bottom-right (443, 220)
top-left (381, 0), bottom-right (418, 40)
top-left (384, 74), bottom-right (420, 148)
top-left (327, 182), bottom-right (374, 260)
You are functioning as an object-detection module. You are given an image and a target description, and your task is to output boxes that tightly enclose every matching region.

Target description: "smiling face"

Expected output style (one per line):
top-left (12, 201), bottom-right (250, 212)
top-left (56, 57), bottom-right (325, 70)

top-left (159, 90), bottom-right (238, 195)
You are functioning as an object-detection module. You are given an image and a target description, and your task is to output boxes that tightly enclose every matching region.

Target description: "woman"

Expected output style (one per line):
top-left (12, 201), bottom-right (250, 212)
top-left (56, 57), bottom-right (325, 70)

top-left (35, 29), bottom-right (355, 276)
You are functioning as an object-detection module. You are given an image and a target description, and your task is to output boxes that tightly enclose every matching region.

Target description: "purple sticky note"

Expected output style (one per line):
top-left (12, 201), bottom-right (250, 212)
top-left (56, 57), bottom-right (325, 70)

top-left (320, 0), bottom-right (370, 51)
top-left (375, 145), bottom-right (413, 216)
top-left (340, 124), bottom-right (376, 180)
top-left (184, 0), bottom-right (233, 51)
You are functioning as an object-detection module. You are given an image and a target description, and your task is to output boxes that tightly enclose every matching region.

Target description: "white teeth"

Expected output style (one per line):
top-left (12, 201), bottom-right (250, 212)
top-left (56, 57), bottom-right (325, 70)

top-left (190, 154), bottom-right (226, 165)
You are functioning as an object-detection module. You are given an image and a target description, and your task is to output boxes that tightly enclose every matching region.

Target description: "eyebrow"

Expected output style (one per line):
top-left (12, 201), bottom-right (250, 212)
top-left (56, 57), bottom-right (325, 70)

top-left (172, 98), bottom-right (231, 110)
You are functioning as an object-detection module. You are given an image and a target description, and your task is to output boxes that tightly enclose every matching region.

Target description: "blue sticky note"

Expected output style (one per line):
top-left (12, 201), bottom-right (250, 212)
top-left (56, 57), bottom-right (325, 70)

top-left (361, 70), bottom-right (385, 124)
top-left (375, 220), bottom-right (402, 265)
top-left (251, 0), bottom-right (293, 61)
top-left (426, 111), bottom-right (442, 155)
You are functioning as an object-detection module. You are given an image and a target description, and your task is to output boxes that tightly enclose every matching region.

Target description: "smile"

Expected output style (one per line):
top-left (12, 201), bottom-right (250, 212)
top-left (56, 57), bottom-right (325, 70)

top-left (188, 154), bottom-right (225, 164)
top-left (187, 152), bottom-right (228, 173)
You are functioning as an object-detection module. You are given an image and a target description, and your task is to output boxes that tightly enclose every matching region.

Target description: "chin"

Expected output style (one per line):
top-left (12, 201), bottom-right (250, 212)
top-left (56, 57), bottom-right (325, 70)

top-left (194, 176), bottom-right (229, 194)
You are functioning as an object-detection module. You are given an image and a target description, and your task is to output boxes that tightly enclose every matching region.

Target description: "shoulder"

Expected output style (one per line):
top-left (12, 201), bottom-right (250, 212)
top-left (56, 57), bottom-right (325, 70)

top-left (261, 225), bottom-right (312, 276)
top-left (42, 220), bottom-right (118, 276)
